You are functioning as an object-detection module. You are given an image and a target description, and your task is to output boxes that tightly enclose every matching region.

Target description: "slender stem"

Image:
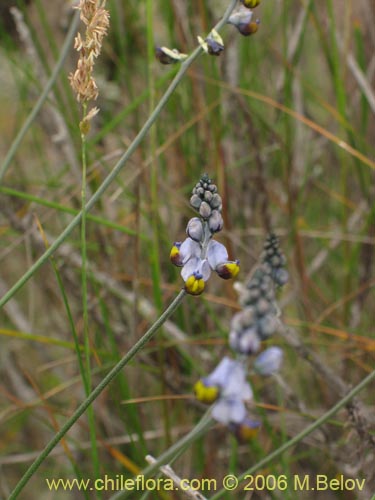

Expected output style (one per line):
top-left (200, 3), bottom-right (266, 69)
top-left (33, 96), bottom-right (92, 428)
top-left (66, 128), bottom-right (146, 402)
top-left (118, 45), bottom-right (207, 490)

top-left (210, 367), bottom-right (375, 499)
top-left (80, 103), bottom-right (91, 398)
top-left (0, 10), bottom-right (80, 183)
top-left (0, 0), bottom-right (238, 310)
top-left (8, 289), bottom-right (186, 500)
top-left (80, 103), bottom-right (101, 493)
top-left (0, 186), bottom-right (141, 237)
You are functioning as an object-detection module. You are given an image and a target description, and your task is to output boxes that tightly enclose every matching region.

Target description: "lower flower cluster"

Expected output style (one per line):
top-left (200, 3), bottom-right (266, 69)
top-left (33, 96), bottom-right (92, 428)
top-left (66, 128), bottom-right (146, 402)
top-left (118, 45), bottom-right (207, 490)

top-left (194, 234), bottom-right (288, 441)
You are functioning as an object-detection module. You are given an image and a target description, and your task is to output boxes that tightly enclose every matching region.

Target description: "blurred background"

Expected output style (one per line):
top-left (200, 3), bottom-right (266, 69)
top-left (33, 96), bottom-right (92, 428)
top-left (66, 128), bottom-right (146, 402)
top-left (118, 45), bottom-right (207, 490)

top-left (0, 0), bottom-right (374, 498)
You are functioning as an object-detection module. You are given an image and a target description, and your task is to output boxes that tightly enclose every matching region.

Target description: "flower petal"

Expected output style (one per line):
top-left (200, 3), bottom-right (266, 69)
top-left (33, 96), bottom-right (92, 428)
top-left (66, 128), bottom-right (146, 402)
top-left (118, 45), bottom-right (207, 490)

top-left (180, 238), bottom-right (200, 263)
top-left (204, 356), bottom-right (237, 387)
top-left (207, 240), bottom-right (229, 270)
top-left (254, 347), bottom-right (283, 375)
top-left (212, 398), bottom-right (247, 424)
top-left (184, 274), bottom-right (205, 295)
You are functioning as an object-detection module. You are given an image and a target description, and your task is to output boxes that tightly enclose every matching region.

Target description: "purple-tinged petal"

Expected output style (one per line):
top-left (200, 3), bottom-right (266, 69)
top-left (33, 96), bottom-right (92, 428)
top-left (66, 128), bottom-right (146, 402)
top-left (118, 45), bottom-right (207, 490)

top-left (207, 240), bottom-right (229, 270)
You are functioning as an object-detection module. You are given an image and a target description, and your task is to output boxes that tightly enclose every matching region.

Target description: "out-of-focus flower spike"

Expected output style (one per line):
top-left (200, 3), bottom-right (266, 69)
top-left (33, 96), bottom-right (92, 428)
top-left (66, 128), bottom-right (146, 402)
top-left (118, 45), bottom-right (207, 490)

top-left (155, 46), bottom-right (188, 65)
top-left (262, 233), bottom-right (289, 287)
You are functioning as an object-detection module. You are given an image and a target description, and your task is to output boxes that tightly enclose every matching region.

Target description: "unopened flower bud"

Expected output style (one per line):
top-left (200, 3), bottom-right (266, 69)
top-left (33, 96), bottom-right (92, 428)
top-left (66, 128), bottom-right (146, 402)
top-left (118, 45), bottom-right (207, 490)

top-left (199, 201), bottom-right (212, 219)
top-left (210, 193), bottom-right (222, 209)
top-left (208, 210), bottom-right (224, 233)
top-left (274, 268), bottom-right (289, 286)
top-left (186, 217), bottom-right (204, 242)
top-left (190, 194), bottom-right (202, 210)
top-left (257, 315), bottom-right (279, 339)
top-left (238, 328), bottom-right (261, 355)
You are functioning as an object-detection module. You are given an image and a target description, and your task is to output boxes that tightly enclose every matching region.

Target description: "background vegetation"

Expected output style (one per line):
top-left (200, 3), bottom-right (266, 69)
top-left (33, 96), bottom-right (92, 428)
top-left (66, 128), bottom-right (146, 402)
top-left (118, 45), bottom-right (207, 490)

top-left (0, 0), bottom-right (374, 498)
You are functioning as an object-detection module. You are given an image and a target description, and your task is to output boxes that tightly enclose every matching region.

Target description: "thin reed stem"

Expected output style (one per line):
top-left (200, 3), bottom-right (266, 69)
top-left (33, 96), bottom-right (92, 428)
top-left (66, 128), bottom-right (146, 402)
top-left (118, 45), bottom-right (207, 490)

top-left (210, 367), bottom-right (375, 499)
top-left (80, 102), bottom-right (101, 491)
top-left (109, 410), bottom-right (214, 500)
top-left (0, 0), bottom-right (238, 310)
top-left (8, 289), bottom-right (187, 499)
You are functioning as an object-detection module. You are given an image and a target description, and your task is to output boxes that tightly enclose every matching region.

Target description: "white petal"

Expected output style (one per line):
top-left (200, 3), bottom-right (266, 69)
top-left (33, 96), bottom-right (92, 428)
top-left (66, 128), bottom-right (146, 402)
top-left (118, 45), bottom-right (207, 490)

top-left (179, 238), bottom-right (200, 265)
top-left (200, 259), bottom-right (211, 281)
top-left (181, 257), bottom-right (200, 281)
top-left (207, 240), bottom-right (228, 270)
top-left (212, 398), bottom-right (246, 424)
top-left (181, 257), bottom-right (211, 282)
top-left (204, 356), bottom-right (236, 387)
top-left (223, 362), bottom-right (252, 400)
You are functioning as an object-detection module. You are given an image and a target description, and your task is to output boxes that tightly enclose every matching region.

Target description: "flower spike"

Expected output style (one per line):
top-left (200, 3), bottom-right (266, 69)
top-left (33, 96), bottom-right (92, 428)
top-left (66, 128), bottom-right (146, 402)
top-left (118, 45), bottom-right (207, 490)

top-left (170, 175), bottom-right (239, 295)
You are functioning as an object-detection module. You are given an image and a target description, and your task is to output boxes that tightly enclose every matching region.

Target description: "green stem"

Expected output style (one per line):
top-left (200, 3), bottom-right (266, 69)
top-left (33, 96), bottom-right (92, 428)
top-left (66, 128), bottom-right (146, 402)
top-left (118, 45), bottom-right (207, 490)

top-left (210, 367), bottom-right (375, 499)
top-left (80, 103), bottom-right (100, 492)
top-left (0, 186), bottom-right (140, 237)
top-left (0, 10), bottom-right (80, 183)
top-left (80, 103), bottom-right (91, 398)
top-left (0, 0), bottom-right (237, 310)
top-left (8, 289), bottom-right (186, 500)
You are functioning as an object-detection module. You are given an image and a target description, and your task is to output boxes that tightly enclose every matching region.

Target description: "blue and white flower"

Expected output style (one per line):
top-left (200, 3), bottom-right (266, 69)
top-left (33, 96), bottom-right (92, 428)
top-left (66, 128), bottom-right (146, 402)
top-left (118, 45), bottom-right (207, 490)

top-left (170, 175), bottom-right (239, 295)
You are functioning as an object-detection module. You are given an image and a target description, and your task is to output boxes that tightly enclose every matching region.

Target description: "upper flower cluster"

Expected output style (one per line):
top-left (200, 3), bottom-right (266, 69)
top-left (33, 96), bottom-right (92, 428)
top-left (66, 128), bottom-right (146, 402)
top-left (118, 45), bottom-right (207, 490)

top-left (170, 174), bottom-right (239, 295)
top-left (155, 0), bottom-right (261, 65)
